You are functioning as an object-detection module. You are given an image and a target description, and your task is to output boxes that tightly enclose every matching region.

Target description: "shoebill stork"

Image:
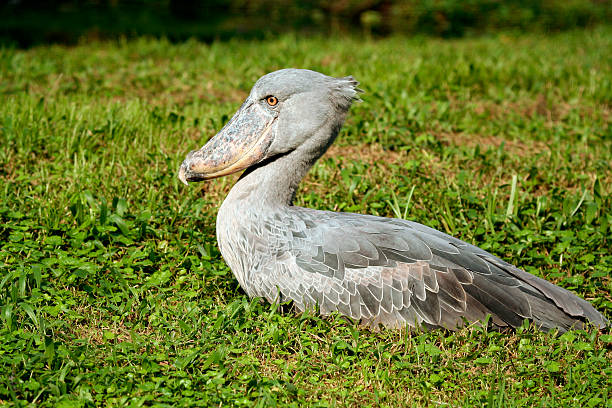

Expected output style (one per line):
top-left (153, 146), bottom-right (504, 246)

top-left (178, 69), bottom-right (608, 332)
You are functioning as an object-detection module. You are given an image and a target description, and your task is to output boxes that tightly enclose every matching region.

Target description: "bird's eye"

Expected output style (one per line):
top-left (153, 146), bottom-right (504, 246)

top-left (265, 96), bottom-right (278, 106)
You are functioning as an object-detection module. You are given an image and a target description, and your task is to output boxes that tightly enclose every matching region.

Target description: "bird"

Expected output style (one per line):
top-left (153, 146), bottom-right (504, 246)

top-left (178, 68), bottom-right (608, 332)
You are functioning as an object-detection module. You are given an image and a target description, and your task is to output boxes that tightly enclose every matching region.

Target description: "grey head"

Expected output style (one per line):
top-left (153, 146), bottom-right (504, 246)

top-left (178, 69), bottom-right (361, 183)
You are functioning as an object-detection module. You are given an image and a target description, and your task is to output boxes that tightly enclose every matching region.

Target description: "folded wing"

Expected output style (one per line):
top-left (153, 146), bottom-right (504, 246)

top-left (246, 208), bottom-right (608, 332)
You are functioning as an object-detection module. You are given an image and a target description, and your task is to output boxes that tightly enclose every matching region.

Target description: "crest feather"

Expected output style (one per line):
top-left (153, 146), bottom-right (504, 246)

top-left (331, 75), bottom-right (363, 110)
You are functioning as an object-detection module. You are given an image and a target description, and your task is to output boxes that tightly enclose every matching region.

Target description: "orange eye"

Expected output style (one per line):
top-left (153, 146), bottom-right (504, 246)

top-left (266, 96), bottom-right (278, 106)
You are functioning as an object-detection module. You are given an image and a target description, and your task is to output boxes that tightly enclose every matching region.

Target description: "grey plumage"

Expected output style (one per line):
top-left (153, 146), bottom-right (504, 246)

top-left (179, 68), bottom-right (609, 332)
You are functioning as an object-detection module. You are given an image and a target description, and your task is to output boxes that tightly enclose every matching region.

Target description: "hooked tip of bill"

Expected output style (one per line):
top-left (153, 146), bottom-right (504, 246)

top-left (178, 165), bottom-right (189, 186)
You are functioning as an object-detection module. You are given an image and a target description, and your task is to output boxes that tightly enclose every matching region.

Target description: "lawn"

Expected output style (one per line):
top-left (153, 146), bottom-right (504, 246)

top-left (1, 28), bottom-right (611, 407)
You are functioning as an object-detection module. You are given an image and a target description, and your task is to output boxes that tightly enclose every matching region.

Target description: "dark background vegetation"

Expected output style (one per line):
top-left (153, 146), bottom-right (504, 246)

top-left (2, 0), bottom-right (611, 47)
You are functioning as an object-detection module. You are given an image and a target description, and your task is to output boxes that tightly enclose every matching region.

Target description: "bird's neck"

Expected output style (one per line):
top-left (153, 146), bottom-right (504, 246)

top-left (226, 118), bottom-right (343, 209)
top-left (226, 147), bottom-right (317, 209)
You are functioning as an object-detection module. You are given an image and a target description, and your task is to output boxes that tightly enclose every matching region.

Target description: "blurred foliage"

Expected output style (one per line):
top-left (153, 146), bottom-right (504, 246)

top-left (1, 0), bottom-right (611, 46)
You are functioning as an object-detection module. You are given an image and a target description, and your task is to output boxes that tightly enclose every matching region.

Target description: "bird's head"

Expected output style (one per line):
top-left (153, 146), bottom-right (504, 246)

top-left (178, 69), bottom-right (361, 184)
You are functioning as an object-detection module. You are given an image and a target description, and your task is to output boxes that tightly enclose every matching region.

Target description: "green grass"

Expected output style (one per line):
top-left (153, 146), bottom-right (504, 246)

top-left (1, 28), bottom-right (611, 406)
